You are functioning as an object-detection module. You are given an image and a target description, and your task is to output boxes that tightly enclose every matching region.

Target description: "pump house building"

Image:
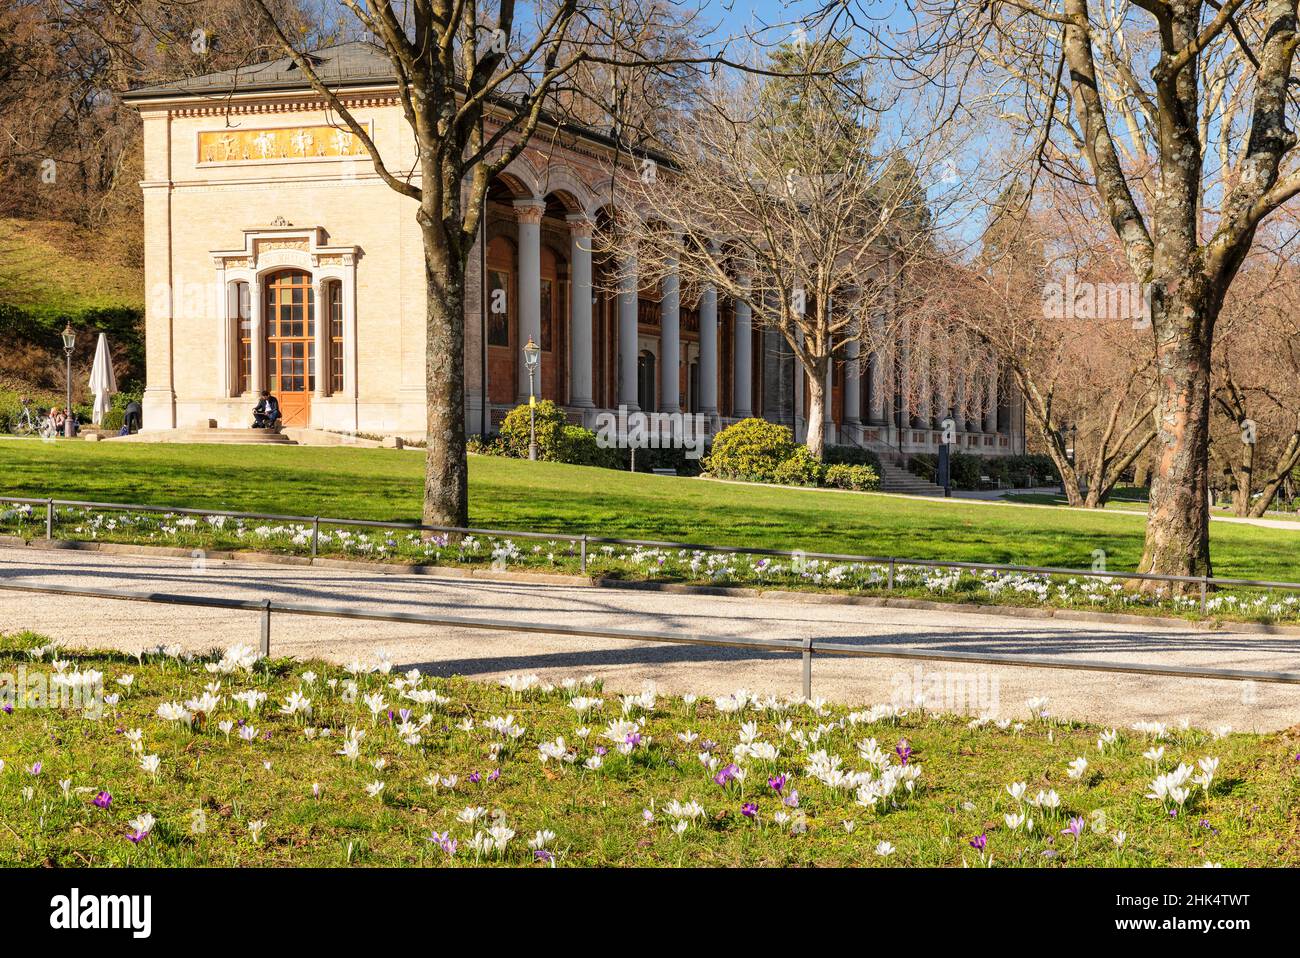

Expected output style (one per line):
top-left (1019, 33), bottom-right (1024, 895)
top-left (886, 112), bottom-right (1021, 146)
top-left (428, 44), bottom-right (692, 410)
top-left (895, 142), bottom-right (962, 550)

top-left (123, 42), bottom-right (1024, 460)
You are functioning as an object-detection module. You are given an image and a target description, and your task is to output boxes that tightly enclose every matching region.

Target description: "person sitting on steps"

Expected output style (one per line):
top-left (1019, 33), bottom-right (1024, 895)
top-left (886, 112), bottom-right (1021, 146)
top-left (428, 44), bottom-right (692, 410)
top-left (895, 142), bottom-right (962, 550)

top-left (252, 391), bottom-right (281, 429)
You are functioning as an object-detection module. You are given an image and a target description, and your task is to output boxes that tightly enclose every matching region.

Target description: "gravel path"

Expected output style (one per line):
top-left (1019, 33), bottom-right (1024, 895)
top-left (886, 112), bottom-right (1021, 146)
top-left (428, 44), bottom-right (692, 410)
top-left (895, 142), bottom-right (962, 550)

top-left (2, 546), bottom-right (1298, 732)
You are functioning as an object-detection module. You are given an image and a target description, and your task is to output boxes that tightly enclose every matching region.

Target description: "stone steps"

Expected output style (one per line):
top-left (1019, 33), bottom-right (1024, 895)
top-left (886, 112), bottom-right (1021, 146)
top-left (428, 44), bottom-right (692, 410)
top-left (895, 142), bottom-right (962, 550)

top-left (877, 461), bottom-right (947, 497)
top-left (181, 427), bottom-right (296, 444)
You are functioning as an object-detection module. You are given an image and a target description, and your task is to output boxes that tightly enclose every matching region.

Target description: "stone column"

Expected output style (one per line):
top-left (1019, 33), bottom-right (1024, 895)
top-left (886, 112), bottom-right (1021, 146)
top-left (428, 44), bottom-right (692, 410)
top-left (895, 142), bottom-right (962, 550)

top-left (732, 282), bottom-right (753, 418)
top-left (867, 314), bottom-right (886, 424)
top-left (566, 214), bottom-right (594, 411)
top-left (313, 276), bottom-right (329, 399)
top-left (843, 333), bottom-right (861, 427)
top-left (984, 358), bottom-right (999, 433)
top-left (699, 282), bottom-right (719, 419)
top-left (617, 250), bottom-right (639, 410)
top-left (249, 275), bottom-right (264, 397)
top-left (514, 199), bottom-right (544, 403)
top-left (823, 348), bottom-right (835, 442)
top-left (793, 327), bottom-right (805, 438)
top-left (342, 262), bottom-right (358, 400)
top-left (659, 250), bottom-right (681, 412)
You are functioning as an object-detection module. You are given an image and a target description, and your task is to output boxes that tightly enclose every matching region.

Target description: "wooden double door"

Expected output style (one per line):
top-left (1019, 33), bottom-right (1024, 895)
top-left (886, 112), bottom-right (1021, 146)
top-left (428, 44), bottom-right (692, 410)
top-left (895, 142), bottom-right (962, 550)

top-left (264, 270), bottom-right (314, 427)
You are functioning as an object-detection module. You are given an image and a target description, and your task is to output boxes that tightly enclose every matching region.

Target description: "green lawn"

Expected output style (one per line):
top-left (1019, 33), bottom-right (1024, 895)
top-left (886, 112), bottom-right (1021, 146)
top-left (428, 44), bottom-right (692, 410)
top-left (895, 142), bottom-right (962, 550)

top-left (1, 632), bottom-right (1291, 867)
top-left (2, 438), bottom-right (1299, 581)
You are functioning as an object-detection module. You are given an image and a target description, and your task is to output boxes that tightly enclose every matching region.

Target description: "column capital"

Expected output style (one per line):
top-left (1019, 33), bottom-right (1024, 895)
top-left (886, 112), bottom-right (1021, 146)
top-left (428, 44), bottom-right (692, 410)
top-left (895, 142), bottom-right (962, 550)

top-left (513, 199), bottom-right (545, 225)
top-left (565, 213), bottom-right (594, 238)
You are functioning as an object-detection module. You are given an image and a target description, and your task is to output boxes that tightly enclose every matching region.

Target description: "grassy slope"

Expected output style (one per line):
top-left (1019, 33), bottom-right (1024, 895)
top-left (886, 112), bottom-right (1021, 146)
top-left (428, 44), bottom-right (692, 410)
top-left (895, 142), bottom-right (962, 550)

top-left (1, 633), bottom-right (1293, 867)
top-left (0, 218), bottom-right (144, 314)
top-left (2, 440), bottom-right (1298, 580)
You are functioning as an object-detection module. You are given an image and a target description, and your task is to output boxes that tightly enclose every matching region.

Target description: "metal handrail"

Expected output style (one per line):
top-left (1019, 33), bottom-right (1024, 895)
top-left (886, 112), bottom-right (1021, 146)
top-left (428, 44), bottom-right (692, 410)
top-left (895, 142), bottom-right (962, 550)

top-left (2, 577), bottom-right (1299, 697)
top-left (3, 494), bottom-right (1299, 605)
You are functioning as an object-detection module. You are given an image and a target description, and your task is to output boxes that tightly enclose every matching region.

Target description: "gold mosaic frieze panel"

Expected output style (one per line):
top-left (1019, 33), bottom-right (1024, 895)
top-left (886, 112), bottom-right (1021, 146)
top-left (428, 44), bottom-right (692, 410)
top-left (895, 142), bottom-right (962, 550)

top-left (198, 124), bottom-right (371, 164)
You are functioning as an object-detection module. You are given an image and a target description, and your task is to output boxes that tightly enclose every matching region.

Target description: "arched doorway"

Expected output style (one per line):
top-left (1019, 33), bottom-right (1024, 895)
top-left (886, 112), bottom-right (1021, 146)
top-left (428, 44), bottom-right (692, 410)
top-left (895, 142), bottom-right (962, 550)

top-left (637, 349), bottom-right (656, 412)
top-left (264, 269), bottom-right (314, 427)
top-left (486, 235), bottom-right (517, 405)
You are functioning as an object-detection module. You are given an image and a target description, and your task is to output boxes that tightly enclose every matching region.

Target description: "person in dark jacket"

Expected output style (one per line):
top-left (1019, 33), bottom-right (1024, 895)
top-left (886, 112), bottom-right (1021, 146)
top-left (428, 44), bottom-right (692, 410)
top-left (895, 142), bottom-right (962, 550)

top-left (123, 400), bottom-right (142, 434)
top-left (252, 391), bottom-right (281, 428)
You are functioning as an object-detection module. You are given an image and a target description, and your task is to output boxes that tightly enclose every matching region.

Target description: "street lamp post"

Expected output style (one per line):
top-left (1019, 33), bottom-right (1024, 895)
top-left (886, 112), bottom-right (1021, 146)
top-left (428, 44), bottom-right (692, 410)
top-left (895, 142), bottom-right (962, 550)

top-left (523, 337), bottom-right (541, 461)
top-left (61, 323), bottom-right (76, 437)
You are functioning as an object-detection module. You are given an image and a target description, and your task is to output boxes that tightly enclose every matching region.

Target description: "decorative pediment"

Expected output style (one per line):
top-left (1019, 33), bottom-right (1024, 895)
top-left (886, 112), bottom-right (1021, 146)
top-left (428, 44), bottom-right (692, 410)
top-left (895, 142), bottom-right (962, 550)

top-left (211, 225), bottom-right (359, 274)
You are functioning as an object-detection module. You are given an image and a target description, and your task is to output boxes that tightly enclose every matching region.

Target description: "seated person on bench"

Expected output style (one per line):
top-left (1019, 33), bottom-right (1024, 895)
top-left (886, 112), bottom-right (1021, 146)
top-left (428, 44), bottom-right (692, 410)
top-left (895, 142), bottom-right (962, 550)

top-left (252, 391), bottom-right (281, 429)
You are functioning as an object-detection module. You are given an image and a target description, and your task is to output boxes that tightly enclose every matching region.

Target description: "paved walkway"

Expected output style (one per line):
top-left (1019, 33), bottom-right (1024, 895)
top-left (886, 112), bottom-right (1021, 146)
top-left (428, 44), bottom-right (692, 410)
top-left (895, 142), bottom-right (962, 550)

top-left (2, 547), bottom-right (1298, 731)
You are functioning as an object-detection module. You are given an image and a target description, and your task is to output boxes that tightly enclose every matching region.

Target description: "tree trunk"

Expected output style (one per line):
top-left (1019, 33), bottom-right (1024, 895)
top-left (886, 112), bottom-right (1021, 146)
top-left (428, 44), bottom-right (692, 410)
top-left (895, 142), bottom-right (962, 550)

top-left (420, 218), bottom-right (469, 528)
top-left (1138, 288), bottom-right (1214, 584)
top-left (805, 362), bottom-right (827, 460)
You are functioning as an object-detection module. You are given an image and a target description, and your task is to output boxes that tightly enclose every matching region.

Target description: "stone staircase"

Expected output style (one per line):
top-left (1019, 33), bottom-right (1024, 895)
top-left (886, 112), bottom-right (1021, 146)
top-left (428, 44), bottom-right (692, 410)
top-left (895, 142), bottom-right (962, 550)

top-left (180, 426), bottom-right (295, 444)
top-left (876, 460), bottom-right (947, 497)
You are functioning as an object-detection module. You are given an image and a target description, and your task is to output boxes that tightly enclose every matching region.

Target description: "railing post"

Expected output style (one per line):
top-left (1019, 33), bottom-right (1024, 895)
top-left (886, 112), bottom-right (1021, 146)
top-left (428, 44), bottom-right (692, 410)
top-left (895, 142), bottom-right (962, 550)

top-left (580, 534), bottom-right (588, 574)
top-left (45, 499), bottom-right (53, 540)
top-left (887, 558), bottom-right (895, 591)
top-left (311, 517), bottom-right (320, 559)
top-left (258, 600), bottom-right (271, 657)
top-left (801, 637), bottom-right (813, 699)
top-left (1200, 576), bottom-right (1209, 616)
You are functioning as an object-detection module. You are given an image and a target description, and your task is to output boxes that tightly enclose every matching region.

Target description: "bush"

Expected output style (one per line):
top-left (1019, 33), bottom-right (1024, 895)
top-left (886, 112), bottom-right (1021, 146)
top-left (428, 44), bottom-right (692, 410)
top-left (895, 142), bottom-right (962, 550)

top-left (772, 446), bottom-right (826, 486)
top-left (824, 463), bottom-right (880, 491)
top-left (467, 433), bottom-right (508, 456)
top-left (907, 452), bottom-right (983, 490)
top-left (499, 400), bottom-right (570, 460)
top-left (823, 444), bottom-right (883, 476)
top-left (100, 408), bottom-right (125, 432)
top-left (556, 424), bottom-right (623, 469)
top-left (704, 418), bottom-right (797, 482)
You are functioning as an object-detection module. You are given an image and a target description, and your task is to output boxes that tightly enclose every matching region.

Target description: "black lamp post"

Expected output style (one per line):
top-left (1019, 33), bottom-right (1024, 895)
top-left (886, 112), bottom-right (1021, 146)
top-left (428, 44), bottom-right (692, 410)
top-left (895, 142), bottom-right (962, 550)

top-left (61, 323), bottom-right (76, 437)
top-left (523, 337), bottom-right (541, 460)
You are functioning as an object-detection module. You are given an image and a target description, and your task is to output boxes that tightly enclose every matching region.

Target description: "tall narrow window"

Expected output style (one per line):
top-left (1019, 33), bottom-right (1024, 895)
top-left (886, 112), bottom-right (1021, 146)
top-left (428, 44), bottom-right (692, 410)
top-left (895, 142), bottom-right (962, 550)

top-left (328, 280), bottom-right (344, 394)
top-left (235, 281), bottom-right (252, 394)
top-left (487, 269), bottom-right (510, 346)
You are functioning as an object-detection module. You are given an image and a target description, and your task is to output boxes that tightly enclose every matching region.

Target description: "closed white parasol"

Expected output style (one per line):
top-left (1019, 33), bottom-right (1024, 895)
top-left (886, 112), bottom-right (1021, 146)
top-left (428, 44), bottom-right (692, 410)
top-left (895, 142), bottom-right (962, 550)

top-left (88, 332), bottom-right (117, 426)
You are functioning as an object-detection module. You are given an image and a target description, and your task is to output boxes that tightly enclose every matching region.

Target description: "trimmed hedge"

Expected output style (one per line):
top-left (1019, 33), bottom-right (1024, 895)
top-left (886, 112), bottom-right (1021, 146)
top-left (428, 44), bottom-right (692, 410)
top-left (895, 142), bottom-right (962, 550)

top-left (703, 418), bottom-right (797, 483)
top-left (908, 452), bottom-right (1060, 490)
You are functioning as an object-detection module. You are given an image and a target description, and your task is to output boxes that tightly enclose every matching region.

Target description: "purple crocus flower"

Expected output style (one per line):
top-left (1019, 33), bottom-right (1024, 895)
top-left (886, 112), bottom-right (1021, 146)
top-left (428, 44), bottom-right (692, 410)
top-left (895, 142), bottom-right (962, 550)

top-left (28, 761), bottom-right (41, 776)
top-left (969, 833), bottom-right (988, 852)
top-left (488, 768), bottom-right (500, 783)
top-left (713, 763), bottom-right (739, 786)
top-left (741, 802), bottom-right (758, 819)
top-left (768, 774), bottom-right (787, 793)
top-left (92, 790), bottom-right (112, 809)
top-left (533, 849), bottom-right (554, 862)
top-left (1061, 816), bottom-right (1085, 838)
top-left (625, 732), bottom-right (642, 747)
top-left (468, 771), bottom-right (481, 785)
top-left (427, 831), bottom-right (457, 856)
top-left (2, 704), bottom-right (12, 715)
top-left (895, 739), bottom-right (912, 765)
top-left (399, 708), bottom-right (413, 723)
top-left (783, 789), bottom-right (800, 809)
top-left (125, 830), bottom-right (147, 844)
top-left (595, 746), bottom-right (608, 757)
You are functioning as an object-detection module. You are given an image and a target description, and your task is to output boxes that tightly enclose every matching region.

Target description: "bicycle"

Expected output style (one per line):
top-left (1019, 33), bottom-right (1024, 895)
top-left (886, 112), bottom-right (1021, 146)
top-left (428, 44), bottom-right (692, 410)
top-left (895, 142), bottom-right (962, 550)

top-left (13, 398), bottom-right (56, 439)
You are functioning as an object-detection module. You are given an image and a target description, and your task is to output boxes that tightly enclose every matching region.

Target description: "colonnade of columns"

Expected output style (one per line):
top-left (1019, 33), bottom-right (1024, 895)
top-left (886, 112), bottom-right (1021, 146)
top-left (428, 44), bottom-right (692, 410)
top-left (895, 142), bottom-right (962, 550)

top-left (502, 204), bottom-right (1008, 443)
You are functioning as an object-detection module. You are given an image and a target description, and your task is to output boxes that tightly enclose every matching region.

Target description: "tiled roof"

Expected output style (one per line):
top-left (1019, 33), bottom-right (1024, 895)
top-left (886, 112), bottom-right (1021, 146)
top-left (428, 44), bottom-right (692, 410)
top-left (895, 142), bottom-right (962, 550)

top-left (121, 42), bottom-right (397, 100)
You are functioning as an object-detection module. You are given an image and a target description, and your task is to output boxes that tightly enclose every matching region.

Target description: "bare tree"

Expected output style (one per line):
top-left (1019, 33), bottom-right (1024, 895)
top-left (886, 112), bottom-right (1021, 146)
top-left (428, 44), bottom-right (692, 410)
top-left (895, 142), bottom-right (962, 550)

top-left (1210, 253), bottom-right (1300, 515)
top-left (933, 183), bottom-right (1158, 507)
top-left (602, 38), bottom-right (948, 458)
top-left (894, 0), bottom-right (1300, 583)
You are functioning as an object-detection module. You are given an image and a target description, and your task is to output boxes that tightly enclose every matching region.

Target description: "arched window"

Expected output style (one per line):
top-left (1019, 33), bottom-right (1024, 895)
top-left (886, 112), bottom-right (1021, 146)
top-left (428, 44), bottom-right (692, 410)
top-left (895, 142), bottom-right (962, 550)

top-left (326, 280), bottom-right (344, 395)
top-left (234, 281), bottom-right (251, 395)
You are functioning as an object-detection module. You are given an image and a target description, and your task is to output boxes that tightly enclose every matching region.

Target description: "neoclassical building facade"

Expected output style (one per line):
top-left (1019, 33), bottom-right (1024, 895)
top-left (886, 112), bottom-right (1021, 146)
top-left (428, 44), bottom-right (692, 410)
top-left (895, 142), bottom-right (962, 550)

top-left (124, 43), bottom-right (1024, 458)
